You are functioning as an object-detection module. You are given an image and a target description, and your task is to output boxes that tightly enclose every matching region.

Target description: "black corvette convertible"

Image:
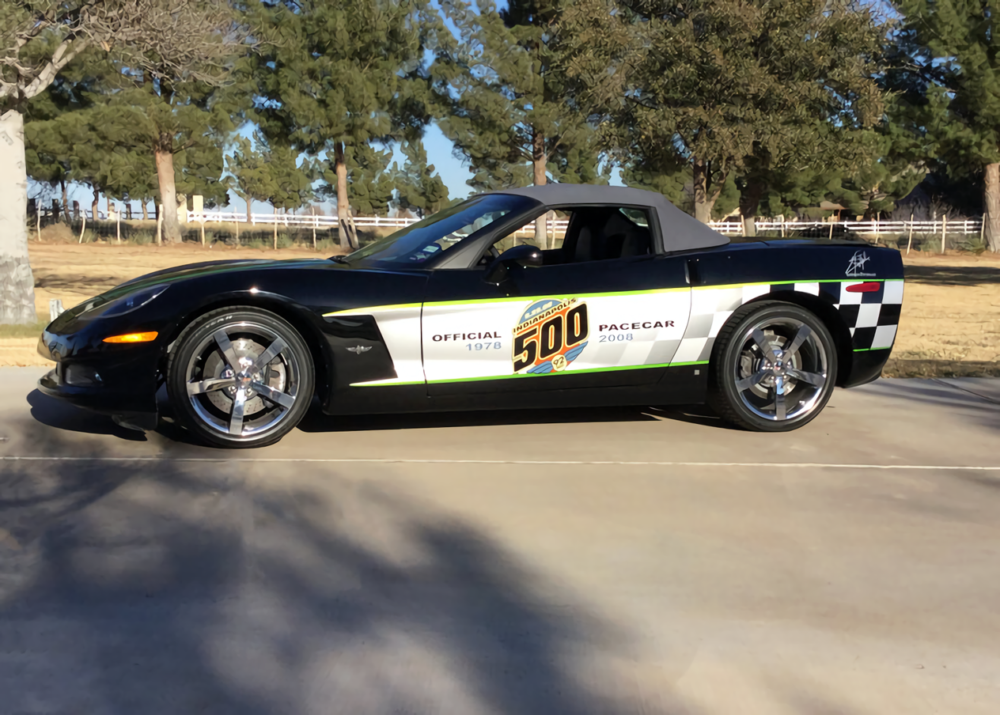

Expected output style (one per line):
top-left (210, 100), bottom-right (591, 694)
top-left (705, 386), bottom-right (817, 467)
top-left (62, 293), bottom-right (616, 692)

top-left (38, 185), bottom-right (904, 447)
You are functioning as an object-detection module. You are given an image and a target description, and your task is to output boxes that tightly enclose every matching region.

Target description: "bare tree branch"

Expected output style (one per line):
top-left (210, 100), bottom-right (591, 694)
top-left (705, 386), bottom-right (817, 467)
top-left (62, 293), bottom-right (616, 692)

top-left (2, 0), bottom-right (248, 109)
top-left (22, 36), bottom-right (89, 99)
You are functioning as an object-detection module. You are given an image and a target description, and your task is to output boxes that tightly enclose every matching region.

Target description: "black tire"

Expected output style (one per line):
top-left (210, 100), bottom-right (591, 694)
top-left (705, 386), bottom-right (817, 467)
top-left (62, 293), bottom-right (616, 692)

top-left (167, 306), bottom-right (314, 448)
top-left (708, 301), bottom-right (837, 432)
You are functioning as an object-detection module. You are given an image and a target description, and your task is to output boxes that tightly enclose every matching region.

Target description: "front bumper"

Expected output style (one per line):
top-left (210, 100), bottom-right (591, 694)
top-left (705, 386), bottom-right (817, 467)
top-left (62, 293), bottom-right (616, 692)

top-left (36, 329), bottom-right (161, 420)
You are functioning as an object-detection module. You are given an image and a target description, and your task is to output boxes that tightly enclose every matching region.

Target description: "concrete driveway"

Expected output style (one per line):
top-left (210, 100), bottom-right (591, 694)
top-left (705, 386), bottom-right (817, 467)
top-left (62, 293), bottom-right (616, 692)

top-left (1, 367), bottom-right (998, 715)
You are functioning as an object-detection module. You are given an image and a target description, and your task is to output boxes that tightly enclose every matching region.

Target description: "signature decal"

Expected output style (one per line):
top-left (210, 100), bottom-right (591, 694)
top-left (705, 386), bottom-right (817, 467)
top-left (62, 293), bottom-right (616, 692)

top-left (846, 250), bottom-right (875, 278)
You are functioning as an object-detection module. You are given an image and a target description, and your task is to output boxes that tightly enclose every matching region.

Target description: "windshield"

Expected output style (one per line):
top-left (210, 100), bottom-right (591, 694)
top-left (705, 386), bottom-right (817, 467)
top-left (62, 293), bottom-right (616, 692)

top-left (340, 194), bottom-right (537, 267)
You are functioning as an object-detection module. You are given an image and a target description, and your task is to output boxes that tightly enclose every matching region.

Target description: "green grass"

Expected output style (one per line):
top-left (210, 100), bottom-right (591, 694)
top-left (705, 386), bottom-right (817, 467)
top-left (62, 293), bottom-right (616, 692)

top-left (0, 318), bottom-right (49, 339)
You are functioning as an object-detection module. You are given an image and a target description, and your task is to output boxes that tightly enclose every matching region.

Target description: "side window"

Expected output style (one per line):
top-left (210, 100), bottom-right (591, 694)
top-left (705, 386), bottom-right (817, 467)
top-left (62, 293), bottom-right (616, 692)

top-left (565, 207), bottom-right (654, 263)
top-left (482, 206), bottom-right (653, 266)
top-left (479, 210), bottom-right (570, 265)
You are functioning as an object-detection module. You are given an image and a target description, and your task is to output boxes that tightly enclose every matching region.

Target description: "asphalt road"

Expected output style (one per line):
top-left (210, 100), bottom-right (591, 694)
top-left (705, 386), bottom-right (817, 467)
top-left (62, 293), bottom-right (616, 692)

top-left (1, 366), bottom-right (999, 715)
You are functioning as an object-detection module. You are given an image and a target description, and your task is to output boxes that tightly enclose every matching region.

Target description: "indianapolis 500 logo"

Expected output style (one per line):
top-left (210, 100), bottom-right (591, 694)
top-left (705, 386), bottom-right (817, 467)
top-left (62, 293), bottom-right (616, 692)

top-left (512, 298), bottom-right (589, 374)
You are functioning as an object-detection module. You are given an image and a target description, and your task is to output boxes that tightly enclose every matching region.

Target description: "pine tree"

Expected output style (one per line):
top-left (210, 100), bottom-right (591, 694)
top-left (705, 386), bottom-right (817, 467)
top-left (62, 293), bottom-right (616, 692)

top-left (434, 0), bottom-right (603, 246)
top-left (339, 144), bottom-right (395, 217)
top-left (895, 0), bottom-right (1000, 251)
top-left (24, 121), bottom-right (72, 219)
top-left (269, 142), bottom-right (316, 214)
top-left (564, 0), bottom-right (885, 225)
top-left (393, 139), bottom-right (450, 217)
top-left (252, 0), bottom-right (440, 249)
top-left (226, 135), bottom-right (276, 222)
top-left (621, 161), bottom-right (739, 219)
top-left (21, 53), bottom-right (96, 220)
top-left (87, 68), bottom-right (241, 243)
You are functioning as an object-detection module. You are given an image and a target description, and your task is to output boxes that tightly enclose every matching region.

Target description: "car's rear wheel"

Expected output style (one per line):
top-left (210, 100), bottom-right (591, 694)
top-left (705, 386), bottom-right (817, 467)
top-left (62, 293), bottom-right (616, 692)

top-left (708, 301), bottom-right (837, 432)
top-left (167, 306), bottom-right (314, 448)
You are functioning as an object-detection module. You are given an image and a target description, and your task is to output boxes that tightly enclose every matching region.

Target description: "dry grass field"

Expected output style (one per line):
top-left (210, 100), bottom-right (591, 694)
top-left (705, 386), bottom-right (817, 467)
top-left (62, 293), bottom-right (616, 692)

top-left (3, 238), bottom-right (999, 378)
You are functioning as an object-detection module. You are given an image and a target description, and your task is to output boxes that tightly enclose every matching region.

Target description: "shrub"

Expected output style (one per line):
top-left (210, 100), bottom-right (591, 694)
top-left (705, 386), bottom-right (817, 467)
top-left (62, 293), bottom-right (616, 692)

top-left (128, 231), bottom-right (155, 246)
top-left (960, 235), bottom-right (987, 254)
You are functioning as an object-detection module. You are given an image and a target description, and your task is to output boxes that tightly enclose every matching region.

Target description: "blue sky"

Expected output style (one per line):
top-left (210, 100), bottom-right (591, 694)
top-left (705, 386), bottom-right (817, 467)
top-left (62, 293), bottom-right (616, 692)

top-left (421, 124), bottom-right (476, 200)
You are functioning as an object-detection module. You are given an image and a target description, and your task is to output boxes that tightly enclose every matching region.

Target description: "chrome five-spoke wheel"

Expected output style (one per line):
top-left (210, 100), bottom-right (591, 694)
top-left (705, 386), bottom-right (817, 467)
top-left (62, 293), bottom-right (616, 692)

top-left (168, 307), bottom-right (314, 447)
top-left (709, 302), bottom-right (837, 432)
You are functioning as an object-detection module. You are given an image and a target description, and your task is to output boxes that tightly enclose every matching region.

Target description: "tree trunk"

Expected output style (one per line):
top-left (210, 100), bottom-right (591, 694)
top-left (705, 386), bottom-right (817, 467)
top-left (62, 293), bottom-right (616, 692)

top-left (0, 110), bottom-right (38, 325)
top-left (60, 179), bottom-right (69, 224)
top-left (142, 202), bottom-right (149, 221)
top-left (692, 157), bottom-right (719, 224)
top-left (334, 142), bottom-right (356, 251)
top-left (91, 188), bottom-right (99, 221)
top-left (246, 196), bottom-right (252, 223)
top-left (532, 131), bottom-right (549, 249)
top-left (154, 138), bottom-right (181, 244)
top-left (985, 163), bottom-right (1000, 253)
top-left (739, 179), bottom-right (765, 237)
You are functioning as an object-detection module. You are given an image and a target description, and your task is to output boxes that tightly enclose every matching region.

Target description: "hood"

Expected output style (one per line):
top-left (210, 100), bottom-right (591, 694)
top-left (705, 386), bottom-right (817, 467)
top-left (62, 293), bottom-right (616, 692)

top-left (55, 258), bottom-right (332, 327)
top-left (117, 258), bottom-right (330, 289)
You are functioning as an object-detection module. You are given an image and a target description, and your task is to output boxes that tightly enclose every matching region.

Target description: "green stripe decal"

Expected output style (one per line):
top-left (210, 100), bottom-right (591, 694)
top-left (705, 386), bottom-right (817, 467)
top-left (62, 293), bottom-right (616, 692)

top-left (327, 287), bottom-right (687, 317)
top-left (325, 303), bottom-right (421, 317)
top-left (426, 287), bottom-right (688, 310)
top-left (349, 361), bottom-right (709, 387)
top-left (349, 379), bottom-right (426, 387)
top-left (692, 278), bottom-right (894, 291)
top-left (853, 347), bottom-right (892, 353)
top-left (328, 279), bottom-right (902, 317)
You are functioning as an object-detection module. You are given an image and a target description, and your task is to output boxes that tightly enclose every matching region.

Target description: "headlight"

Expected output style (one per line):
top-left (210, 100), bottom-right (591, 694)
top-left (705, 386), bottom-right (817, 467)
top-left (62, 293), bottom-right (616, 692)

top-left (81, 285), bottom-right (169, 319)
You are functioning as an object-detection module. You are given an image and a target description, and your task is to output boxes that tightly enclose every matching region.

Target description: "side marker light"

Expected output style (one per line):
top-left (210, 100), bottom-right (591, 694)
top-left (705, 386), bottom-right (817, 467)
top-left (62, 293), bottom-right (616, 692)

top-left (845, 282), bottom-right (880, 293)
top-left (103, 331), bottom-right (159, 344)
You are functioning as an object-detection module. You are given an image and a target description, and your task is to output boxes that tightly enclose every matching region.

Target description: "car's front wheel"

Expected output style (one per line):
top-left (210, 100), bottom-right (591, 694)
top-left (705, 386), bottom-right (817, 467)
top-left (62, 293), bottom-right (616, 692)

top-left (708, 301), bottom-right (837, 432)
top-left (167, 306), bottom-right (314, 448)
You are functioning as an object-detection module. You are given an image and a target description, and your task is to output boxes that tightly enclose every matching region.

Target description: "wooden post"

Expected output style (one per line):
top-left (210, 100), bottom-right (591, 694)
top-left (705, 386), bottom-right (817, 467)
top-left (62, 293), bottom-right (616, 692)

top-left (36, 210), bottom-right (41, 242)
top-left (982, 213), bottom-right (987, 245)
top-left (941, 214), bottom-right (947, 253)
top-left (235, 219), bottom-right (240, 248)
top-left (828, 217), bottom-right (835, 241)
top-left (273, 209), bottom-right (278, 250)
top-left (906, 213), bottom-right (914, 255)
top-left (116, 211), bottom-right (121, 245)
top-left (78, 213), bottom-right (87, 243)
top-left (200, 220), bottom-right (205, 246)
top-left (780, 214), bottom-right (785, 238)
top-left (313, 214), bottom-right (317, 250)
top-left (156, 210), bottom-right (163, 246)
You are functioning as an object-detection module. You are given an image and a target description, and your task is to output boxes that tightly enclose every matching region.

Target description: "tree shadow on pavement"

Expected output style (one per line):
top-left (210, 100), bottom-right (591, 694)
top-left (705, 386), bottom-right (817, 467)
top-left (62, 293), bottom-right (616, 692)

top-left (26, 383), bottom-right (727, 444)
top-left (863, 378), bottom-right (1000, 435)
top-left (0, 434), bottom-right (654, 715)
top-left (297, 403), bottom-right (665, 434)
top-left (903, 264), bottom-right (1000, 286)
top-left (26, 389), bottom-right (147, 441)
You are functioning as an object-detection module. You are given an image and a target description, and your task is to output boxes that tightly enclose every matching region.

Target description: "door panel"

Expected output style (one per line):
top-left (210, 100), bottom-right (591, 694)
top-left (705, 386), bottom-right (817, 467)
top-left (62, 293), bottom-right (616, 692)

top-left (422, 255), bottom-right (692, 395)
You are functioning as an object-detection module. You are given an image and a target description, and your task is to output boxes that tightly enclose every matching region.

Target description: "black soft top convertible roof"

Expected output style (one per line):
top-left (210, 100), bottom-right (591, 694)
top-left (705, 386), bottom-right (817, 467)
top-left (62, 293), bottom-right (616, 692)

top-left (494, 184), bottom-right (730, 253)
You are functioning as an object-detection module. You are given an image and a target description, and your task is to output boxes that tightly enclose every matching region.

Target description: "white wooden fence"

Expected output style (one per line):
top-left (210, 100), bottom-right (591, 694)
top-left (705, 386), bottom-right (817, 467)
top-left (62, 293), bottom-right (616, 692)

top-left (707, 218), bottom-right (984, 237)
top-left (187, 211), bottom-right (985, 238)
top-left (187, 211), bottom-right (572, 237)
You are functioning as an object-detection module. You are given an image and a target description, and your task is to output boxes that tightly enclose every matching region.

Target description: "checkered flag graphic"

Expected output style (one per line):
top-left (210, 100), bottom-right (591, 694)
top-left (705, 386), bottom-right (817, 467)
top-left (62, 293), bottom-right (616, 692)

top-left (676, 279), bottom-right (904, 362)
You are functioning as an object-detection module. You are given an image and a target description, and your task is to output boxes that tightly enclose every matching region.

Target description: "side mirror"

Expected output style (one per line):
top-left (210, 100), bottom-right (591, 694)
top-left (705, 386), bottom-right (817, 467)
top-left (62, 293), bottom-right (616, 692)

top-left (484, 244), bottom-right (543, 284)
